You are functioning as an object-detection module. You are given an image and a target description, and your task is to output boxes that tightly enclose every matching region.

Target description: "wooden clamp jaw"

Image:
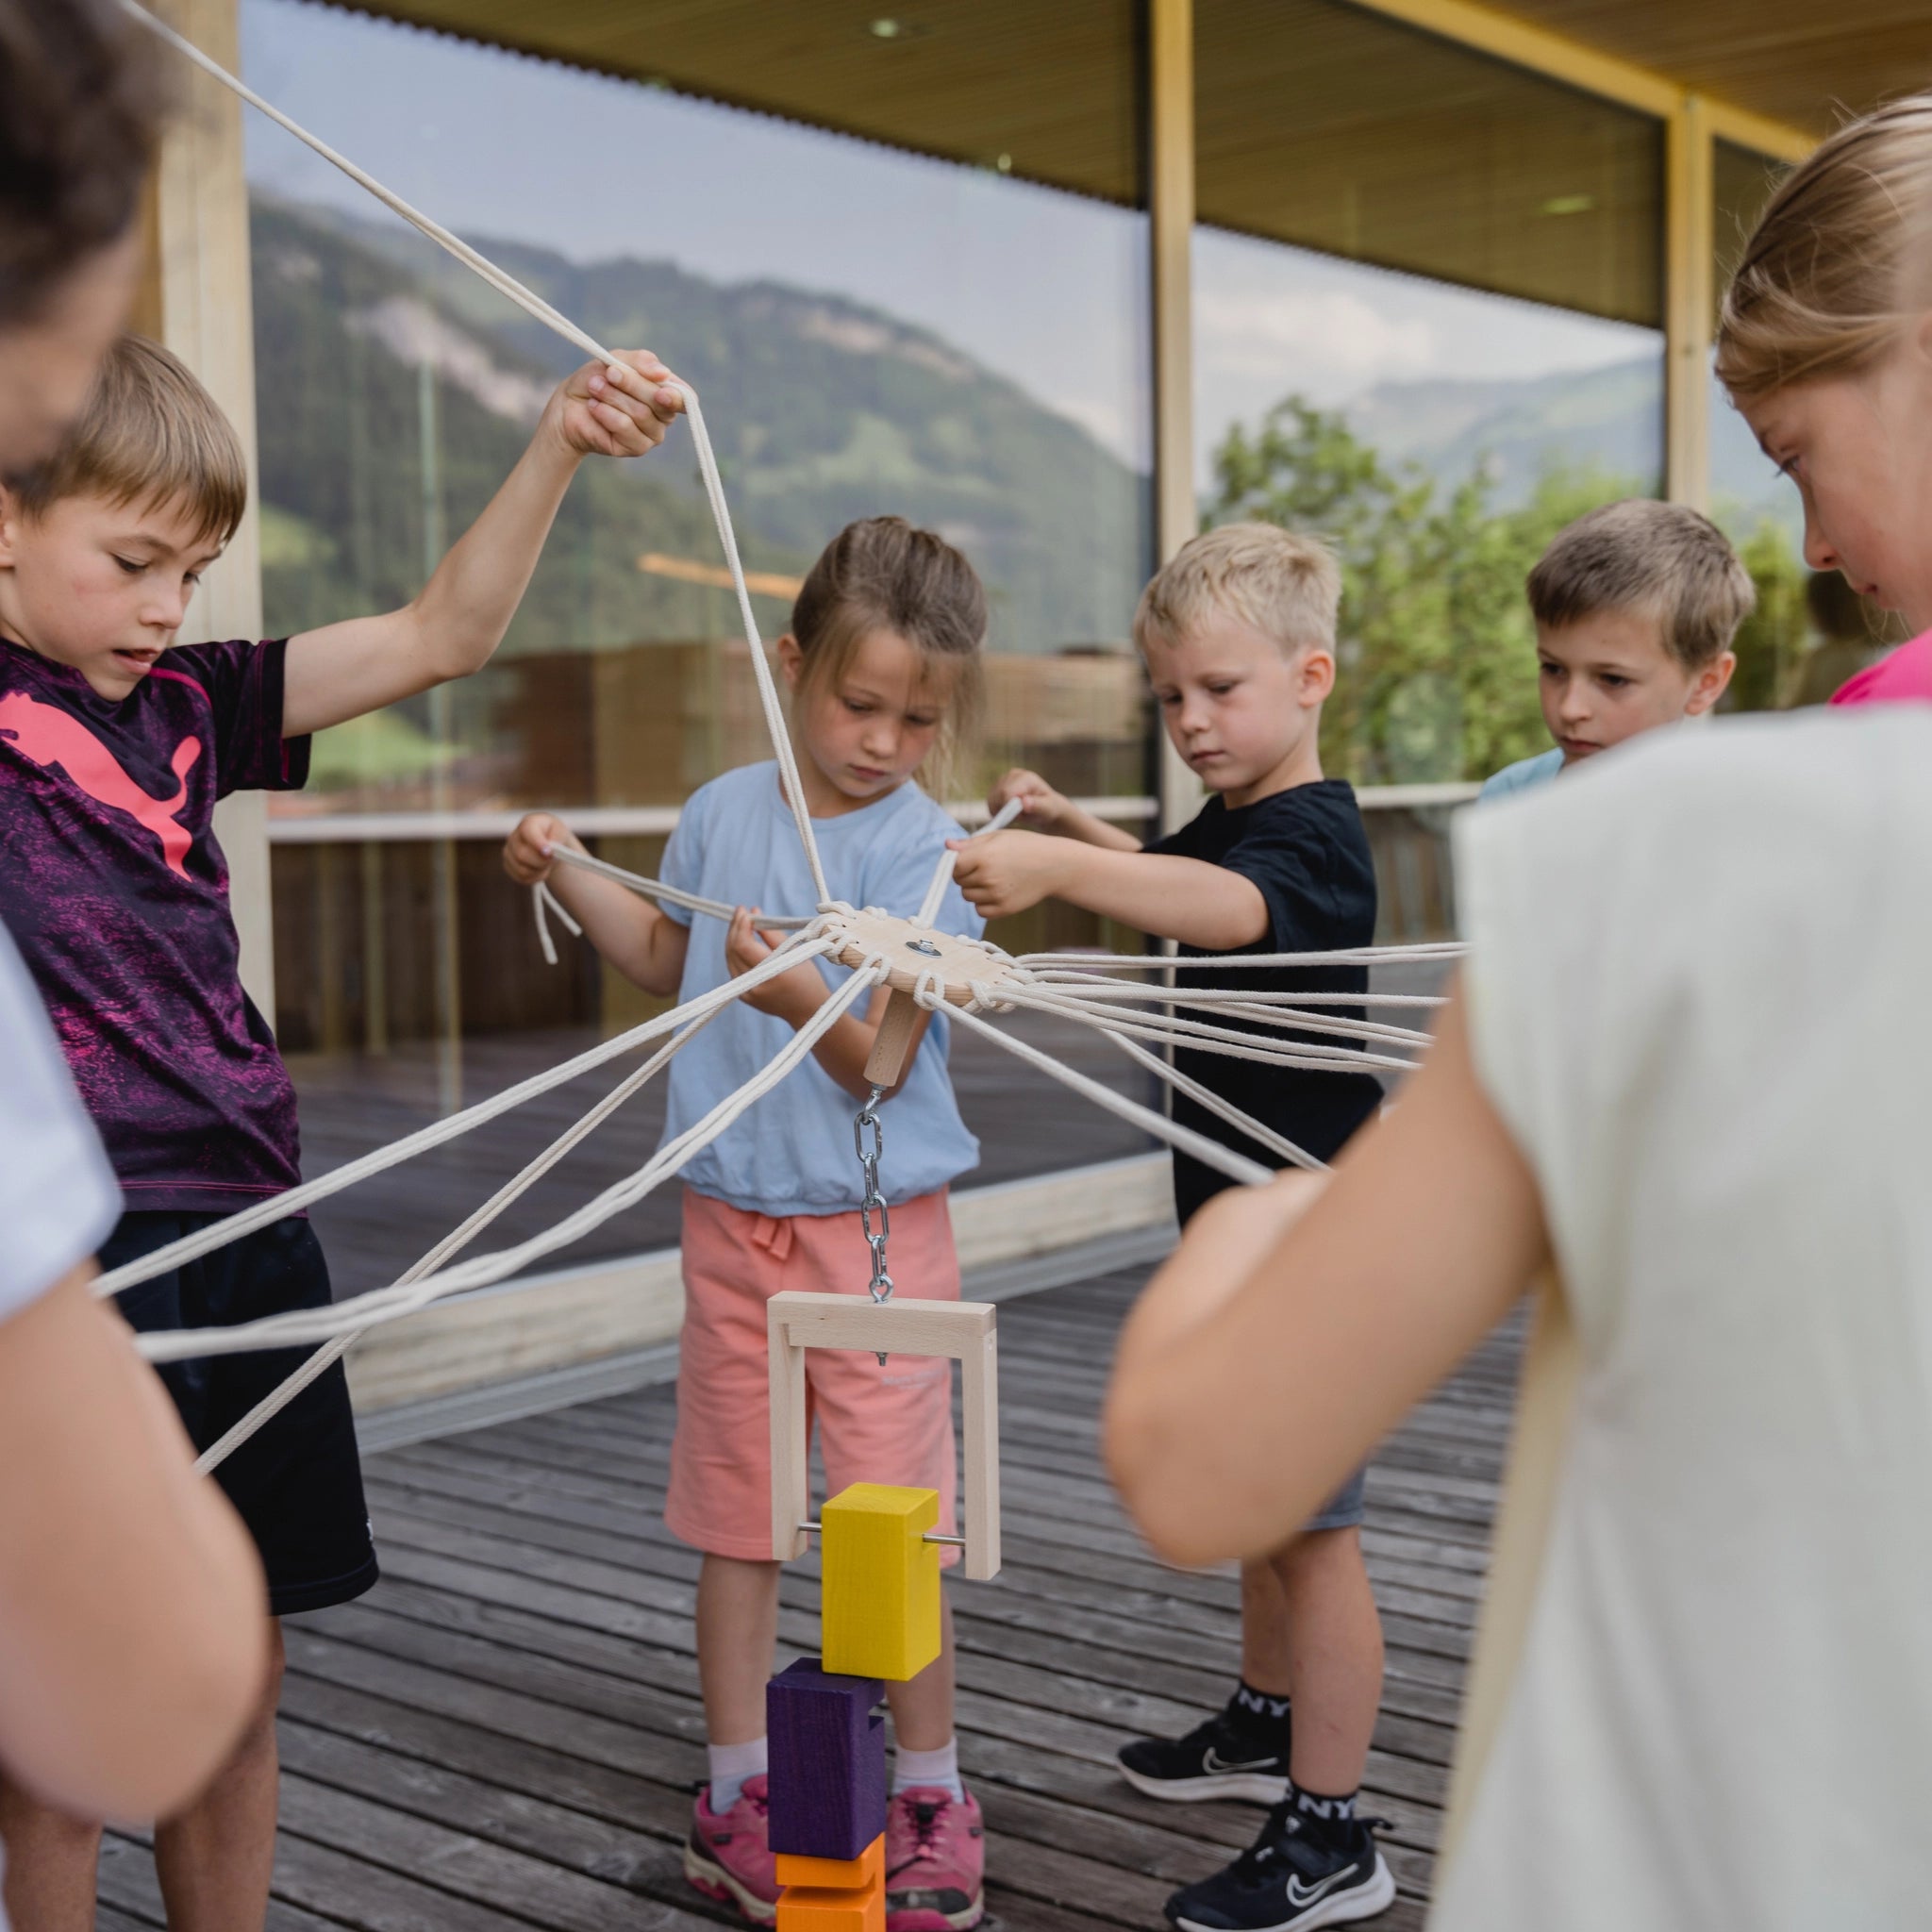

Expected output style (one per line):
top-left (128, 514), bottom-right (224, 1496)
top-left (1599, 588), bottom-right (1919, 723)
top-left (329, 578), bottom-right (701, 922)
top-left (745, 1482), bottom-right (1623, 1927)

top-left (768, 1291), bottom-right (1001, 1580)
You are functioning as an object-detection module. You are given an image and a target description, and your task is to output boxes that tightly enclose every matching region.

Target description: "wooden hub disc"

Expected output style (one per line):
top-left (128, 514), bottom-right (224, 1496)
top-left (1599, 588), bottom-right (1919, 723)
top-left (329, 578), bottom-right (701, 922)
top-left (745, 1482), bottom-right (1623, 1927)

top-left (826, 910), bottom-right (1020, 1008)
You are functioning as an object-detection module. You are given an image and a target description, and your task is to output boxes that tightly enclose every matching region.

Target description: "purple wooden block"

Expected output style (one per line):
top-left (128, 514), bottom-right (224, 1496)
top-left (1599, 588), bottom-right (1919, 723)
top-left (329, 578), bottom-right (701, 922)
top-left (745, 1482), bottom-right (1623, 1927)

top-left (767, 1657), bottom-right (887, 1859)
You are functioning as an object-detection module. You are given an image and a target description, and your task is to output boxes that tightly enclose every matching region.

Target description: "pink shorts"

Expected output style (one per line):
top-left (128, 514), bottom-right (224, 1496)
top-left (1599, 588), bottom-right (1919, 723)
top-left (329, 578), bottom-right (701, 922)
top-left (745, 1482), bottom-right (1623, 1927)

top-left (666, 1186), bottom-right (961, 1566)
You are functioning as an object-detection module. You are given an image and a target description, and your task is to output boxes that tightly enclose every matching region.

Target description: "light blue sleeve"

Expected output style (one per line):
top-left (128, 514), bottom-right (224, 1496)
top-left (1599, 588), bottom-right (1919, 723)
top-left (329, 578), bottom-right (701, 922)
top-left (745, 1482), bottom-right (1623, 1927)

top-left (657, 780), bottom-right (707, 926)
top-left (0, 924), bottom-right (120, 1321)
top-left (1480, 749), bottom-right (1565, 801)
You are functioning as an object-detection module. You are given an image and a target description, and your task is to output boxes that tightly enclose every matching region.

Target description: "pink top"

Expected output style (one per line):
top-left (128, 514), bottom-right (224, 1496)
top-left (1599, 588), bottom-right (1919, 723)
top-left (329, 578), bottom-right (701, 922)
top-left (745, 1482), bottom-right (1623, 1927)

top-left (1829, 631), bottom-right (1932, 706)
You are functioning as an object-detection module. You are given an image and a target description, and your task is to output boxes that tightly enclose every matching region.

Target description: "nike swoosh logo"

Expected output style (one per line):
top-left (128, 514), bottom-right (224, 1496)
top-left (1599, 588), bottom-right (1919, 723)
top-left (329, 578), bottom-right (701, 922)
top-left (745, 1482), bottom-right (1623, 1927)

top-left (1287, 1870), bottom-right (1356, 1908)
top-left (1203, 1747), bottom-right (1277, 1773)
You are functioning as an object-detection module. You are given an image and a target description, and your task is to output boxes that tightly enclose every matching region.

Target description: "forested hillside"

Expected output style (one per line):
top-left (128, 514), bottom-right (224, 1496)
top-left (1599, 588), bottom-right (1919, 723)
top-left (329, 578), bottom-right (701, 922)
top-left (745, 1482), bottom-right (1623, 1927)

top-left (250, 195), bottom-right (1151, 658)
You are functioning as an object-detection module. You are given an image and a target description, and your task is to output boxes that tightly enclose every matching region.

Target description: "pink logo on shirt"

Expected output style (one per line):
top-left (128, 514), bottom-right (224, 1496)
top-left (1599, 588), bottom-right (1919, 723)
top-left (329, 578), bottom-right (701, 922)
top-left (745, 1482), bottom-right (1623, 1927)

top-left (0, 690), bottom-right (201, 877)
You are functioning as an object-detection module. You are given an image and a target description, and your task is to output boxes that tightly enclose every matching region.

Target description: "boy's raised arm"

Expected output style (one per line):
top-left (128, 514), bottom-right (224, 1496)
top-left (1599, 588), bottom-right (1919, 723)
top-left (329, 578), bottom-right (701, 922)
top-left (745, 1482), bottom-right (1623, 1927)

top-left (282, 352), bottom-right (684, 739)
top-left (951, 830), bottom-right (1269, 951)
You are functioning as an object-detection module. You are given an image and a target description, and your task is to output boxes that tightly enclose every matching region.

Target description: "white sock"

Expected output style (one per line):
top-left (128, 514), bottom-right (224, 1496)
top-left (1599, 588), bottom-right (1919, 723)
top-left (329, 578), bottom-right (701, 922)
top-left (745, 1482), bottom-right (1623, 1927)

top-left (892, 1739), bottom-right (964, 1801)
top-left (708, 1736), bottom-right (768, 1813)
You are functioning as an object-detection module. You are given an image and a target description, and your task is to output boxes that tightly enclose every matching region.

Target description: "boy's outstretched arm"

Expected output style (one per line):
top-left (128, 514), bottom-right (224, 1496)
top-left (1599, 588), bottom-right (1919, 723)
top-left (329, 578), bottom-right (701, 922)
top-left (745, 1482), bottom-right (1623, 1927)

top-left (951, 829), bottom-right (1268, 951)
top-left (284, 353), bottom-right (684, 737)
top-left (1104, 985), bottom-right (1550, 1567)
top-left (503, 812), bottom-right (689, 997)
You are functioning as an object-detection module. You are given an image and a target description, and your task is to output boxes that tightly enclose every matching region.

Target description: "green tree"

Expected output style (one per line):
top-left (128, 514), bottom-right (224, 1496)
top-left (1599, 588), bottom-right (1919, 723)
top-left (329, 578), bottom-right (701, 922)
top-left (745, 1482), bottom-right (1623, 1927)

top-left (1208, 396), bottom-right (1634, 783)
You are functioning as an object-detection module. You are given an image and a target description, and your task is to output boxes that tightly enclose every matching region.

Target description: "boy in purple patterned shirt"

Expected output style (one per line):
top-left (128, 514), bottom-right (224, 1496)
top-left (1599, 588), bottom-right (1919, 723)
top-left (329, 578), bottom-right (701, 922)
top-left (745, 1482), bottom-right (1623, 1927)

top-left (0, 331), bottom-right (682, 1929)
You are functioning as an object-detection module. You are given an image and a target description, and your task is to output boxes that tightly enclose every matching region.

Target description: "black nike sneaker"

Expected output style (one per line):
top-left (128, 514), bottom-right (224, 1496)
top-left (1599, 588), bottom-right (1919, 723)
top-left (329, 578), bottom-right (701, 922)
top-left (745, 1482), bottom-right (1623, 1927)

top-left (1164, 1803), bottom-right (1394, 1932)
top-left (1117, 1702), bottom-right (1291, 1804)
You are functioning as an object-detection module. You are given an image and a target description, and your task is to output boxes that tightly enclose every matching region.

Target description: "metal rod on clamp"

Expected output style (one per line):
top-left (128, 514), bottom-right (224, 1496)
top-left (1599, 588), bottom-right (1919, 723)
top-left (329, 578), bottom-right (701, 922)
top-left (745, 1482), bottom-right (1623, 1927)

top-left (797, 1520), bottom-right (966, 1548)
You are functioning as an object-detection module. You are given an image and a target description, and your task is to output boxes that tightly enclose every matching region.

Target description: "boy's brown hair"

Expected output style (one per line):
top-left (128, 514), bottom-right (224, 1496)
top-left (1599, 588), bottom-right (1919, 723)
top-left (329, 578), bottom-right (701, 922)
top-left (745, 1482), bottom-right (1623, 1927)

top-left (0, 0), bottom-right (161, 327)
top-left (1527, 501), bottom-right (1756, 671)
top-left (1135, 523), bottom-right (1341, 658)
top-left (789, 514), bottom-right (987, 801)
top-left (12, 335), bottom-right (247, 546)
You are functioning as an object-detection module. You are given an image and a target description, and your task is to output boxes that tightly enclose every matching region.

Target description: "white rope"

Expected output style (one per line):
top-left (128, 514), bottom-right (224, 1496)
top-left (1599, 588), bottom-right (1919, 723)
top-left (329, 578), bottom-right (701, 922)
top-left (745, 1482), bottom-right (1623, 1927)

top-left (533, 881), bottom-right (582, 967)
top-left (192, 1006), bottom-right (722, 1473)
top-left (94, 931), bottom-right (835, 1296)
top-left (1106, 1028), bottom-right (1326, 1174)
top-left (942, 998), bottom-right (1273, 1191)
top-left (1026, 970), bottom-right (1446, 1010)
top-left (545, 845), bottom-right (810, 932)
top-left (995, 981), bottom-right (1421, 1075)
top-left (120, 0), bottom-right (830, 910)
top-left (1017, 943), bottom-right (1467, 970)
top-left (1022, 976), bottom-right (1435, 1049)
top-left (139, 967), bottom-right (881, 1366)
top-left (915, 795), bottom-right (1024, 927)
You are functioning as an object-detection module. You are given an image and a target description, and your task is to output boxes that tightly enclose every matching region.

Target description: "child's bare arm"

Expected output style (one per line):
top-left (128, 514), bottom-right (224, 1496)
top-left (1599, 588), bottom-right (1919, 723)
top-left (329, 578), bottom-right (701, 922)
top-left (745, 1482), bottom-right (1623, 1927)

top-left (988, 769), bottom-right (1142, 853)
top-left (1104, 985), bottom-right (1549, 1566)
top-left (0, 1264), bottom-right (268, 1821)
top-left (723, 908), bottom-right (928, 1103)
top-left (282, 354), bottom-right (684, 738)
top-left (951, 830), bottom-right (1268, 950)
top-left (503, 812), bottom-right (689, 996)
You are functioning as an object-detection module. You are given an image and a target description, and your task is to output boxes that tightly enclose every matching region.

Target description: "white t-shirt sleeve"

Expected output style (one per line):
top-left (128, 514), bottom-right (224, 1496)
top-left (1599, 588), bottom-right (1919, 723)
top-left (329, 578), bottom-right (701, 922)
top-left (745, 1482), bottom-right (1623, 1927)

top-left (0, 923), bottom-right (120, 1322)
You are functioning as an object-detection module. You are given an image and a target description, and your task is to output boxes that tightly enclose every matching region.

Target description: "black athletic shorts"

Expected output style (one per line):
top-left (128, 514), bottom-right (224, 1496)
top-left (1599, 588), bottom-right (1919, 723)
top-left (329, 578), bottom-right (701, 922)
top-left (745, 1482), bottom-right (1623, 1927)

top-left (103, 1209), bottom-right (380, 1617)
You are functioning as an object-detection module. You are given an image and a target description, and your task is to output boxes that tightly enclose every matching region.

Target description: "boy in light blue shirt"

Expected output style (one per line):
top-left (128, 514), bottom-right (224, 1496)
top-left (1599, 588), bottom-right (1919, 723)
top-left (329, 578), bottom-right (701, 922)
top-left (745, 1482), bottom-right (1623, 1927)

top-left (1480, 500), bottom-right (1752, 799)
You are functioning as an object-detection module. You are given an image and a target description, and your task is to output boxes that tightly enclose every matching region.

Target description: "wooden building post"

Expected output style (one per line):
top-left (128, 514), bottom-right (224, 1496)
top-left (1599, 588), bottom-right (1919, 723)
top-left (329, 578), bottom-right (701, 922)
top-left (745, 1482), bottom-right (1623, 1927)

top-left (136, 0), bottom-right (274, 1019)
top-left (1149, 0), bottom-right (1202, 837)
top-left (1665, 93), bottom-right (1715, 512)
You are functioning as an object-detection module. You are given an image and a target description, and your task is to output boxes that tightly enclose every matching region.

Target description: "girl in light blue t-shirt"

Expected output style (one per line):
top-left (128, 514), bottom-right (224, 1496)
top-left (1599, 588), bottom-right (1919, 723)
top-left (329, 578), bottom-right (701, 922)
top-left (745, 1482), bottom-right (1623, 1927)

top-left (504, 516), bottom-right (991, 1928)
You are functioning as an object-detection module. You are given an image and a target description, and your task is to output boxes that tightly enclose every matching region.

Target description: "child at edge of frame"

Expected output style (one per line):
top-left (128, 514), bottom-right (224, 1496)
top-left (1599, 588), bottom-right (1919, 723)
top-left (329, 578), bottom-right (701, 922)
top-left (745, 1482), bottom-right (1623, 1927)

top-left (949, 522), bottom-right (1396, 1932)
top-left (503, 515), bottom-right (994, 1932)
top-left (0, 329), bottom-right (683, 1932)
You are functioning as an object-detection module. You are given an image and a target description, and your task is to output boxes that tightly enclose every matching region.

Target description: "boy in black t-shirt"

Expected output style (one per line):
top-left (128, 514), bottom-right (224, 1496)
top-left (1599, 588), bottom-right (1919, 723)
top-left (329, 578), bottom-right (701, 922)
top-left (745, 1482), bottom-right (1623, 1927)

top-left (951, 525), bottom-right (1393, 1930)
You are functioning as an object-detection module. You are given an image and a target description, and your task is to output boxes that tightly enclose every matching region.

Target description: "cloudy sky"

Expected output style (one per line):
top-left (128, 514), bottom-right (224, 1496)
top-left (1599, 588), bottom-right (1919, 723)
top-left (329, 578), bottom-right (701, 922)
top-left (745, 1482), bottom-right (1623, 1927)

top-left (242, 0), bottom-right (1657, 480)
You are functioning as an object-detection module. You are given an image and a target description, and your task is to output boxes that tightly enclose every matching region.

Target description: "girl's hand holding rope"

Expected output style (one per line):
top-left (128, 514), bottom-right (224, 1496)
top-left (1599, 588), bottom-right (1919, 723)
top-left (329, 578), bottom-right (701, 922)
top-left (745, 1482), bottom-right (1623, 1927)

top-left (546, 351), bottom-right (686, 460)
top-left (502, 811), bottom-right (580, 887)
top-left (725, 907), bottom-right (821, 1018)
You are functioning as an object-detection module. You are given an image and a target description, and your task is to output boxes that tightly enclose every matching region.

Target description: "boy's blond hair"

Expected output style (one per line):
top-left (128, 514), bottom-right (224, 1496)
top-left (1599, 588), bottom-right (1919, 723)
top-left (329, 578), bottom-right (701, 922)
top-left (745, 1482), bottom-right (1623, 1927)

top-left (1135, 523), bottom-right (1341, 658)
top-left (1527, 501), bottom-right (1755, 672)
top-left (12, 334), bottom-right (246, 546)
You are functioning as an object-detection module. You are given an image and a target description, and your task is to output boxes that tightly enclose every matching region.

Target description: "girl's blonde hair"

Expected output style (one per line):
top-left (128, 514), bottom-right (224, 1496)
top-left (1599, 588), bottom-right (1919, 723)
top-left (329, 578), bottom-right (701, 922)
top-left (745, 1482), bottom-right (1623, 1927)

top-left (788, 515), bottom-right (987, 802)
top-left (1717, 93), bottom-right (1932, 402)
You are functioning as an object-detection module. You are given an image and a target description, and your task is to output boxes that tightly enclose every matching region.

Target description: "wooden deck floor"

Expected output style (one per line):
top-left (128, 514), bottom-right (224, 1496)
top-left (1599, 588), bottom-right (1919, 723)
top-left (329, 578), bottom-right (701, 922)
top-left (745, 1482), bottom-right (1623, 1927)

top-left (96, 1264), bottom-right (1520, 1932)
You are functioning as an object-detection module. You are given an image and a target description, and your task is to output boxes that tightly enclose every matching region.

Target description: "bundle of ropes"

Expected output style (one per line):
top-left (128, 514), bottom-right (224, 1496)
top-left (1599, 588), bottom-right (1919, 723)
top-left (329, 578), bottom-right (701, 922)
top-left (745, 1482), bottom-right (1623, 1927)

top-left (103, 0), bottom-right (1468, 1474)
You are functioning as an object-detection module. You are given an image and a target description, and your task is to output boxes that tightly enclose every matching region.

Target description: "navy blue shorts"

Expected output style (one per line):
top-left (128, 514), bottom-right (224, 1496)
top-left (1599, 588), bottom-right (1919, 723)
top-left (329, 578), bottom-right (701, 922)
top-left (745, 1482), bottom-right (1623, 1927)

top-left (103, 1210), bottom-right (379, 1617)
top-left (1174, 1161), bottom-right (1367, 1535)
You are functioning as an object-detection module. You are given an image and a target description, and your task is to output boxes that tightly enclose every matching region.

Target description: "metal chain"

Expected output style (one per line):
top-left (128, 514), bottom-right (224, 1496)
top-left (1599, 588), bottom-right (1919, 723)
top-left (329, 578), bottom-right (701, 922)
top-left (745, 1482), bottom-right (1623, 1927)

top-left (854, 1085), bottom-right (893, 1304)
top-left (854, 1083), bottom-right (892, 1366)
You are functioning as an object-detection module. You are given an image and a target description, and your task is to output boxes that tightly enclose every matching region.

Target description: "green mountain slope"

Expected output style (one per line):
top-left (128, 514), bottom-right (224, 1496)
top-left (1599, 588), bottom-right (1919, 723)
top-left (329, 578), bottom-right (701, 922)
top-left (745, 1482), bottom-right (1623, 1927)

top-left (251, 195), bottom-right (1150, 658)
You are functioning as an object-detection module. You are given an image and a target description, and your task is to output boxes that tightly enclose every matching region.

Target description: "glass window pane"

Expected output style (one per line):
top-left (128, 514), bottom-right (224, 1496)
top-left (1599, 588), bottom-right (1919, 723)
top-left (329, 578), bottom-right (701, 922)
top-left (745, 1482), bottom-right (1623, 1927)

top-left (1194, 8), bottom-right (1667, 818)
top-left (246, 0), bottom-right (1157, 1290)
top-left (1197, 0), bottom-right (1666, 326)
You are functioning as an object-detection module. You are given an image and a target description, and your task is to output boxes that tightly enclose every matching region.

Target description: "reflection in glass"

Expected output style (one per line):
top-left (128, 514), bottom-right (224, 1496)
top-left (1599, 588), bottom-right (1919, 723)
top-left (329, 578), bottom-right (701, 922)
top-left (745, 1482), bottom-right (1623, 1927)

top-left (245, 0), bottom-right (1158, 1286)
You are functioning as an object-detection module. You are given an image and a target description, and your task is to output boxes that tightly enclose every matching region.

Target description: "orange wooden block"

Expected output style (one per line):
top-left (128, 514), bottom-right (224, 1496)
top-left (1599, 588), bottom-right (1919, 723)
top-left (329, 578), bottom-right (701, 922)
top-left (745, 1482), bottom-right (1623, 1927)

top-left (775, 1836), bottom-right (883, 1890)
top-left (775, 1870), bottom-right (884, 1932)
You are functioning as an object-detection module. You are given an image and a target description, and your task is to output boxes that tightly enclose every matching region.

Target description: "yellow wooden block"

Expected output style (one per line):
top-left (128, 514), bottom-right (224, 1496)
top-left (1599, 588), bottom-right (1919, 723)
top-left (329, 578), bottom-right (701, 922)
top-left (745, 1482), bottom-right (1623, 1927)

top-left (776, 1872), bottom-right (884, 1932)
top-left (821, 1483), bottom-right (941, 1682)
top-left (775, 1837), bottom-right (884, 1891)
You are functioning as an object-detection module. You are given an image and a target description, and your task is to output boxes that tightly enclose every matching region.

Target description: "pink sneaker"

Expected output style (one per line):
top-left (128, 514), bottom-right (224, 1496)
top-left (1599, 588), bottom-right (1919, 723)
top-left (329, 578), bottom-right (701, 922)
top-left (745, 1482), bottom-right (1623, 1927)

top-left (684, 1774), bottom-right (779, 1924)
top-left (885, 1787), bottom-right (985, 1932)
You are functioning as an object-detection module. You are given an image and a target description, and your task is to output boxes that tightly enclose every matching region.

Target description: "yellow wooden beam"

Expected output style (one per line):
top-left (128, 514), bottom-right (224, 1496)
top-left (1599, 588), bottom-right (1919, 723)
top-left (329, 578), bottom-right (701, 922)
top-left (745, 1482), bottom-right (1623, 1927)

top-left (1341, 0), bottom-right (1813, 160)
top-left (1665, 95), bottom-right (1715, 511)
top-left (1149, 0), bottom-right (1202, 835)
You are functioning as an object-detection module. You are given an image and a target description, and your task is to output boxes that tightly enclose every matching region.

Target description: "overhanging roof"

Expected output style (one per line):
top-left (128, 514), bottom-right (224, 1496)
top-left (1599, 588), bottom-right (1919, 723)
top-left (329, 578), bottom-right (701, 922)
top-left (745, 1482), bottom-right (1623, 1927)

top-left (311, 0), bottom-right (1906, 325)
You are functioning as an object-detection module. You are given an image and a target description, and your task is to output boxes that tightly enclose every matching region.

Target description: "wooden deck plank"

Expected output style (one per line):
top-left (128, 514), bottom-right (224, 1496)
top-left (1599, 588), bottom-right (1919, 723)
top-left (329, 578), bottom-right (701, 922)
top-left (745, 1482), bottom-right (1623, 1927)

top-left (94, 1261), bottom-right (1519, 1929)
